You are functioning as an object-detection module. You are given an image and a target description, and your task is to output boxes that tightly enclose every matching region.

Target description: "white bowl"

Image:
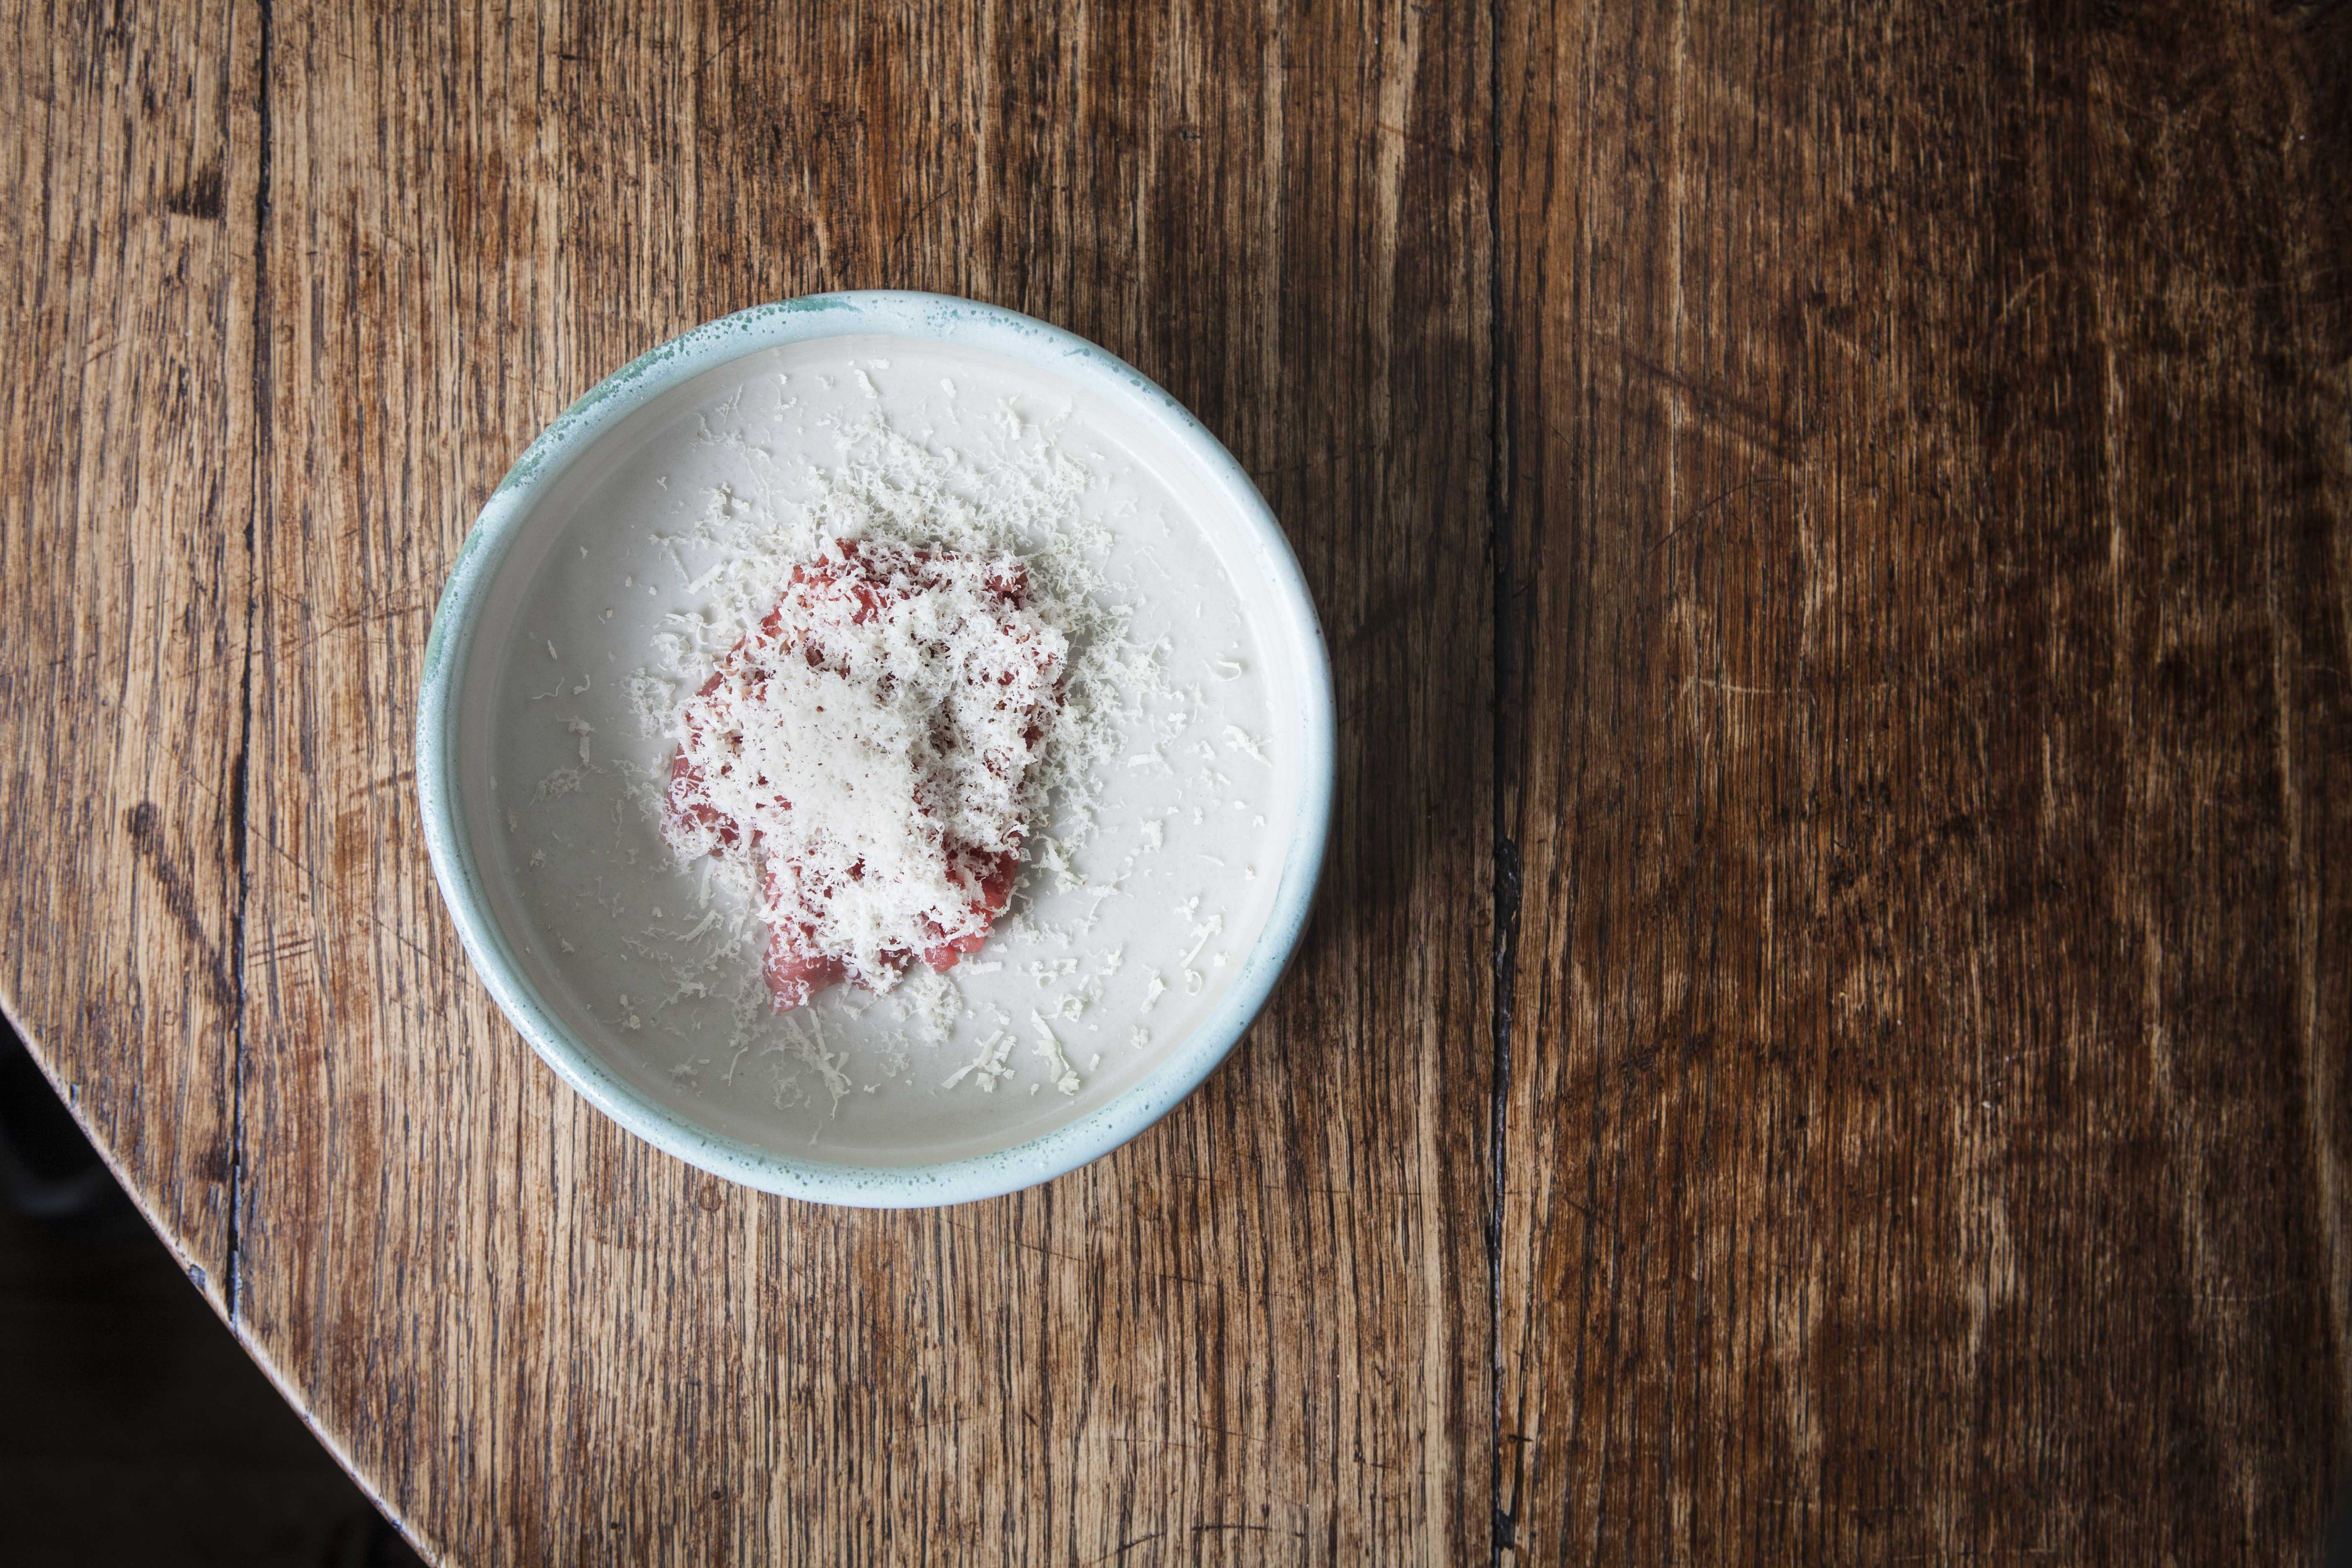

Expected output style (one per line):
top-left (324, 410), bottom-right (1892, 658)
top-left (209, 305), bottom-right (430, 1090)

top-left (416, 292), bottom-right (1334, 1207)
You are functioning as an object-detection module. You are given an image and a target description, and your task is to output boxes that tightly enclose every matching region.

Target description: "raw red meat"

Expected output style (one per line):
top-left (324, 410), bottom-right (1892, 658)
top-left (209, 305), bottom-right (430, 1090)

top-left (664, 540), bottom-right (1057, 1011)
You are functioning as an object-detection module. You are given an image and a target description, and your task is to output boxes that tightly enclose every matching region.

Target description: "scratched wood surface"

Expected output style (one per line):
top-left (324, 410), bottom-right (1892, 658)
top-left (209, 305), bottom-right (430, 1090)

top-left (1, 0), bottom-right (2345, 1561)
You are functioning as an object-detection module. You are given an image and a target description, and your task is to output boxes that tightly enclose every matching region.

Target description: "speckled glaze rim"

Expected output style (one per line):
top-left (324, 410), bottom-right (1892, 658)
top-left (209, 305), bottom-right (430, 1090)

top-left (417, 291), bottom-right (1334, 1209)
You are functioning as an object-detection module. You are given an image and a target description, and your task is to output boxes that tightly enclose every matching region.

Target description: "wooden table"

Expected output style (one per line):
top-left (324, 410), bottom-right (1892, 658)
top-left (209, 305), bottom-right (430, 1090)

top-left (6, 3), bottom-right (2348, 1560)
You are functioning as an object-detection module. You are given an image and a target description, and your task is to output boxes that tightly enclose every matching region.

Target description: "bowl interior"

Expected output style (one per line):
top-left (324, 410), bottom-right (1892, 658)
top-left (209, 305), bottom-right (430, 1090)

top-left (426, 306), bottom-right (1329, 1200)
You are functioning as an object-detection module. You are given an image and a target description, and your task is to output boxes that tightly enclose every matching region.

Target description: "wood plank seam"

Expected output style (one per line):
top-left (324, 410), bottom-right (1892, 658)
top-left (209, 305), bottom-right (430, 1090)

top-left (1484, 0), bottom-right (1520, 1559)
top-left (225, 0), bottom-right (276, 1331)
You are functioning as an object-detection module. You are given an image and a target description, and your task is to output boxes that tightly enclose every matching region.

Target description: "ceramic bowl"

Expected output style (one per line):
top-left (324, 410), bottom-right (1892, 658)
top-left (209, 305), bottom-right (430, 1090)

top-left (416, 292), bottom-right (1333, 1207)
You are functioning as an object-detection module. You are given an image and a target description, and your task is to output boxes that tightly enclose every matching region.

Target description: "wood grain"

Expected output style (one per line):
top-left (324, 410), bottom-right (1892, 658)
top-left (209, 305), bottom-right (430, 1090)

top-left (0, 0), bottom-right (260, 1298)
top-left (0, 0), bottom-right (2344, 1561)
top-left (1492, 1), bottom-right (2352, 1559)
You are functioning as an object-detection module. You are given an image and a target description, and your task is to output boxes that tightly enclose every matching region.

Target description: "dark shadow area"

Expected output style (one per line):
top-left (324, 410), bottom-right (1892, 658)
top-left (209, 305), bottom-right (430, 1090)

top-left (2324, 1476), bottom-right (2352, 1568)
top-left (0, 1012), bottom-right (426, 1568)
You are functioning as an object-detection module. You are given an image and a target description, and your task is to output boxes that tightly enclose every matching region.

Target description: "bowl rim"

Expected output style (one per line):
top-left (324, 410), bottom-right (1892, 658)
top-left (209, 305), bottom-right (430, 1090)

top-left (415, 290), bottom-right (1335, 1208)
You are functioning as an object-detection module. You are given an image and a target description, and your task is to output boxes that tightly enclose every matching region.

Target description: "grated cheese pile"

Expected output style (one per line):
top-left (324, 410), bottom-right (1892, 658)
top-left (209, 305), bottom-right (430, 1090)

top-left (665, 538), bottom-right (1068, 1006)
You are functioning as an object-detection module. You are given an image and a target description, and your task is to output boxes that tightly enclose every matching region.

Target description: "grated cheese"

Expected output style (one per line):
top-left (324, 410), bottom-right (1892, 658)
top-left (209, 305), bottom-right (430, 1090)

top-left (665, 539), bottom-right (1067, 1002)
